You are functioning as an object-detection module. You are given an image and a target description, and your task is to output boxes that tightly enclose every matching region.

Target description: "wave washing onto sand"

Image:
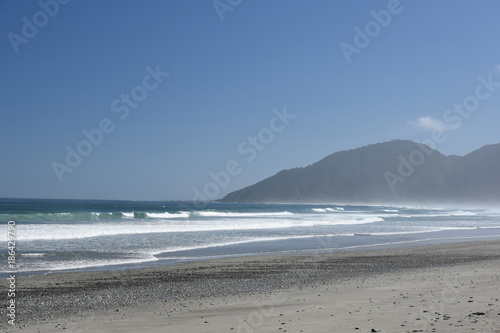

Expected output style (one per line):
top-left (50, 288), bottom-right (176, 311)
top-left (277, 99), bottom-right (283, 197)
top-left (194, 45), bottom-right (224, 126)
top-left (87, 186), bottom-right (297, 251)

top-left (10, 234), bottom-right (358, 273)
top-left (148, 233), bottom-right (356, 256)
top-left (353, 226), bottom-right (480, 236)
top-left (20, 254), bottom-right (160, 273)
top-left (1, 199), bottom-right (499, 275)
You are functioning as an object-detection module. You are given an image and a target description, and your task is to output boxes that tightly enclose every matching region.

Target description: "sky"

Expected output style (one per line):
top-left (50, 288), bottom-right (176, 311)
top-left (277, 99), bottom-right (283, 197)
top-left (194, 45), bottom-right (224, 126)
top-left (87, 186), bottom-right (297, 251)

top-left (1, 0), bottom-right (500, 201)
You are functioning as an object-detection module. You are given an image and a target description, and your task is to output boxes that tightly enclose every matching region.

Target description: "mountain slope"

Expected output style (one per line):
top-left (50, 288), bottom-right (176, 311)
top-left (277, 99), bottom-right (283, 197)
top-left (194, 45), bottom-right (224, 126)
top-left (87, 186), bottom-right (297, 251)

top-left (220, 140), bottom-right (500, 204)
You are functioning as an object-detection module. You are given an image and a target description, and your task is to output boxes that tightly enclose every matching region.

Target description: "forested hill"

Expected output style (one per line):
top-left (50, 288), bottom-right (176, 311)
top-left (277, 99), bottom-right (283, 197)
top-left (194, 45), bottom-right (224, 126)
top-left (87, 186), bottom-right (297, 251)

top-left (220, 140), bottom-right (500, 205)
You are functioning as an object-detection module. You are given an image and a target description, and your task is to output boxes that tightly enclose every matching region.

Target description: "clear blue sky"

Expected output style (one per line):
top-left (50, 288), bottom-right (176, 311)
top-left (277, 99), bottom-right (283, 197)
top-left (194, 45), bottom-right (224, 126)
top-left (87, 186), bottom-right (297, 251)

top-left (1, 0), bottom-right (500, 200)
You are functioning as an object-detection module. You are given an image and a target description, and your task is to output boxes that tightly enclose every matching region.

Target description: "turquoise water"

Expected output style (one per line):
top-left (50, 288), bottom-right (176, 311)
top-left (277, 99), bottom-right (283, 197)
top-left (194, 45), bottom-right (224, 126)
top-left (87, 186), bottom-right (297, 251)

top-left (1, 198), bottom-right (500, 277)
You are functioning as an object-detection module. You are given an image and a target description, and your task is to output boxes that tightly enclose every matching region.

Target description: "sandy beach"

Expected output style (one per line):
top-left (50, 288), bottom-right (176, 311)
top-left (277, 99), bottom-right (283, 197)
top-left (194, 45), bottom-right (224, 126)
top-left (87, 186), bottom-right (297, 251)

top-left (2, 241), bottom-right (500, 333)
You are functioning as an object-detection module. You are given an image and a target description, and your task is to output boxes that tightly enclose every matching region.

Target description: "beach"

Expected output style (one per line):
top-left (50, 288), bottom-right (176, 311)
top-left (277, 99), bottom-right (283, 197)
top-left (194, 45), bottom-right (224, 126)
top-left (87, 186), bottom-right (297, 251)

top-left (1, 240), bottom-right (499, 332)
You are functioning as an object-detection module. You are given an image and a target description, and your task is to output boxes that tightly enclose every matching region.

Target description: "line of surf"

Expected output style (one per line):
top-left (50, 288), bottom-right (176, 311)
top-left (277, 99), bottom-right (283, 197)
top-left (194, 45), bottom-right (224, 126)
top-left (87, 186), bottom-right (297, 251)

top-left (12, 217), bottom-right (384, 241)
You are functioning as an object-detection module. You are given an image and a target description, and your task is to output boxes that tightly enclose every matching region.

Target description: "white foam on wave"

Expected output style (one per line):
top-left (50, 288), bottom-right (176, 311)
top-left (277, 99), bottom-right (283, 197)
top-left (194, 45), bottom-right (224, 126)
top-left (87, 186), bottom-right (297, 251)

top-left (312, 207), bottom-right (344, 213)
top-left (448, 210), bottom-right (477, 216)
top-left (329, 217), bottom-right (384, 225)
top-left (197, 211), bottom-right (294, 217)
top-left (13, 215), bottom-right (384, 241)
top-left (398, 210), bottom-right (478, 218)
top-left (146, 212), bottom-right (190, 219)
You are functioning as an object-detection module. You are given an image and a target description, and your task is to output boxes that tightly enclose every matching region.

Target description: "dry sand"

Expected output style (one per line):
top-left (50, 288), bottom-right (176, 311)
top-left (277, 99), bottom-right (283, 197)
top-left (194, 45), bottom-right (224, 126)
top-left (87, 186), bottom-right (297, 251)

top-left (2, 241), bottom-right (500, 333)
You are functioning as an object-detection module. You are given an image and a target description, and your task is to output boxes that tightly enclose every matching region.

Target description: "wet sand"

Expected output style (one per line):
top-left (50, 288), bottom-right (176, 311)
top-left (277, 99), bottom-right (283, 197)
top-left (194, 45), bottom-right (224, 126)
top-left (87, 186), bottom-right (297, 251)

top-left (2, 241), bottom-right (500, 332)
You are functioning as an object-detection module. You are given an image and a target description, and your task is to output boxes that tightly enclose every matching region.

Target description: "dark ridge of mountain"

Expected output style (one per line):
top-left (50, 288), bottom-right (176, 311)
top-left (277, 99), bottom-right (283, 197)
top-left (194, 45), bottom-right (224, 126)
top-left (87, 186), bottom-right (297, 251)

top-left (219, 140), bottom-right (500, 204)
top-left (452, 143), bottom-right (500, 203)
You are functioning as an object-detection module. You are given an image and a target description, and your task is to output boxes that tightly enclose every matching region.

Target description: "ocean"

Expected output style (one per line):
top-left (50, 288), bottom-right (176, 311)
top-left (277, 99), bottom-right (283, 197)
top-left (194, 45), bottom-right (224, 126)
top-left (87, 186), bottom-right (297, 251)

top-left (1, 198), bottom-right (500, 278)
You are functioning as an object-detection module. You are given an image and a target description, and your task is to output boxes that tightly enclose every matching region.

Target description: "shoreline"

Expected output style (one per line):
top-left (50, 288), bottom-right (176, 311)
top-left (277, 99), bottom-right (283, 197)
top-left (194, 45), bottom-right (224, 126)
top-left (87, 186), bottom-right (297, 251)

top-left (2, 240), bottom-right (500, 332)
top-left (9, 226), bottom-right (500, 280)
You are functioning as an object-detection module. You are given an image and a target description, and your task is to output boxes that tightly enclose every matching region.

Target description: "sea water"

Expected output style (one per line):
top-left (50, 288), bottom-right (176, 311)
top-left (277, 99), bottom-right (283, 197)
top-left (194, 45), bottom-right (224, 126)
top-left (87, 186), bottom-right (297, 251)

top-left (1, 198), bottom-right (499, 277)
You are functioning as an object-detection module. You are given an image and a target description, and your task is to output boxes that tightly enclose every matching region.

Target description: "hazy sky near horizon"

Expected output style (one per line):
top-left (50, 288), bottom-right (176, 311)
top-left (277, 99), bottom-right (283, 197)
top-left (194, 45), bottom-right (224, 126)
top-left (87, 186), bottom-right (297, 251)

top-left (1, 0), bottom-right (500, 200)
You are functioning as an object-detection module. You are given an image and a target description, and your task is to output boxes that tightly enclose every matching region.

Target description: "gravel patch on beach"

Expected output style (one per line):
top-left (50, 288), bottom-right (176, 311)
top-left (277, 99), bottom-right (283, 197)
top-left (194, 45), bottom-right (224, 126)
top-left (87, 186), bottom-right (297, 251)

top-left (2, 240), bottom-right (500, 330)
